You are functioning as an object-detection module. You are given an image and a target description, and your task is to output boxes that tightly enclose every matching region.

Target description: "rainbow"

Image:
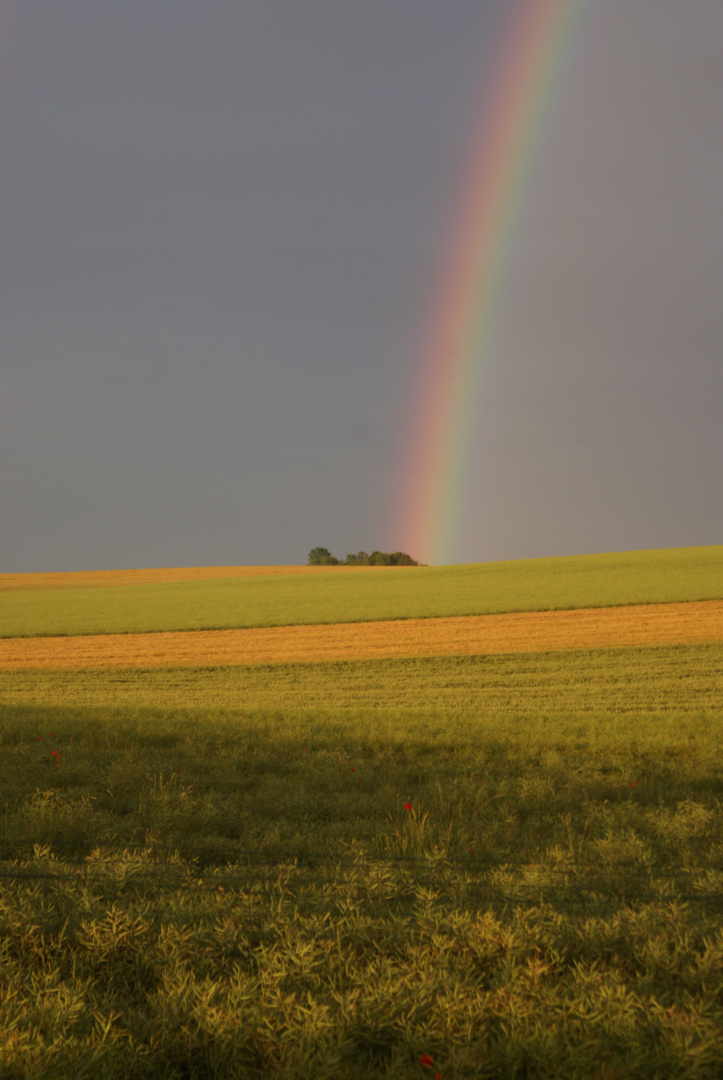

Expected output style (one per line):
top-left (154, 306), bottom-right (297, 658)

top-left (396, 0), bottom-right (592, 566)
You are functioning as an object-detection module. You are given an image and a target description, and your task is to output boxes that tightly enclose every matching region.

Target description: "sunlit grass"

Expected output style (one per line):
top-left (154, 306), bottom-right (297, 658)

top-left (1, 642), bottom-right (720, 712)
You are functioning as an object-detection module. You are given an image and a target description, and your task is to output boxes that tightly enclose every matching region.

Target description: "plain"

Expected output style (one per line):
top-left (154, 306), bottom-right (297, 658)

top-left (1, 547), bottom-right (722, 1079)
top-left (2, 545), bottom-right (722, 638)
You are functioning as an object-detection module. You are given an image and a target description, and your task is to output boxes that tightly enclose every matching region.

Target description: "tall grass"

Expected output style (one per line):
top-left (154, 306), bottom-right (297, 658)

top-left (2, 545), bottom-right (721, 638)
top-left (2, 702), bottom-right (723, 1077)
top-left (3, 702), bottom-right (723, 865)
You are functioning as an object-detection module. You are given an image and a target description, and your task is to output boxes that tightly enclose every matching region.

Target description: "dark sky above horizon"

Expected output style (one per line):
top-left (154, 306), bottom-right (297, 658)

top-left (2, 0), bottom-right (722, 571)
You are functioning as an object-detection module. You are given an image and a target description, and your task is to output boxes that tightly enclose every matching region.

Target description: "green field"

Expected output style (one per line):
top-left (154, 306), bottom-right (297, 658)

top-left (2, 697), bottom-right (723, 1078)
top-left (1, 643), bottom-right (721, 712)
top-left (2, 546), bottom-right (723, 1077)
top-left (3, 545), bottom-right (721, 637)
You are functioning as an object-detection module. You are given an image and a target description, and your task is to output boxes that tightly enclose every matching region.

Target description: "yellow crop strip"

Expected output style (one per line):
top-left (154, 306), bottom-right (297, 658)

top-left (0, 564), bottom-right (376, 591)
top-left (1, 599), bottom-right (721, 669)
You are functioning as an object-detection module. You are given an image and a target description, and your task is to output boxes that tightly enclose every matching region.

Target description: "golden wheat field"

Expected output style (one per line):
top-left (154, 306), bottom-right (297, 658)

top-left (1, 599), bottom-right (721, 668)
top-left (0, 563), bottom-right (374, 591)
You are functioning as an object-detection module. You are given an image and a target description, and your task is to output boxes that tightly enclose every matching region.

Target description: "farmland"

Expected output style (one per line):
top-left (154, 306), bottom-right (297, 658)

top-left (0, 642), bottom-right (721, 712)
top-left (2, 545), bottom-right (721, 638)
top-left (0, 562), bottom-right (357, 591)
top-left (0, 601), bottom-right (721, 670)
top-left (1, 546), bottom-right (722, 1078)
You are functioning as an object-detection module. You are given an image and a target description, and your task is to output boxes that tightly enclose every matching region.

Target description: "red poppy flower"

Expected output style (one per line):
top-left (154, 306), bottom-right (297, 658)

top-left (350, 767), bottom-right (355, 772)
top-left (420, 1053), bottom-right (434, 1068)
top-left (404, 802), bottom-right (412, 810)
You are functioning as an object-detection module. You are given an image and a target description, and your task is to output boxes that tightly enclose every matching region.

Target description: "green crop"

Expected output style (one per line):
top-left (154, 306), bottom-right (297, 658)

top-left (1, 699), bottom-right (723, 1078)
top-left (2, 545), bottom-right (721, 638)
top-left (1, 642), bottom-right (720, 712)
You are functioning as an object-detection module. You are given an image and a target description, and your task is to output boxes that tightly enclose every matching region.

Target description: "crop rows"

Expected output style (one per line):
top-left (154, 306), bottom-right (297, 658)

top-left (0, 600), bottom-right (720, 670)
top-left (1, 642), bottom-right (720, 712)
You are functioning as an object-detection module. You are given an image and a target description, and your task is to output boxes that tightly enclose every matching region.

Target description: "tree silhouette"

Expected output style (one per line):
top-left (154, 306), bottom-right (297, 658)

top-left (307, 547), bottom-right (340, 565)
top-left (308, 547), bottom-right (416, 566)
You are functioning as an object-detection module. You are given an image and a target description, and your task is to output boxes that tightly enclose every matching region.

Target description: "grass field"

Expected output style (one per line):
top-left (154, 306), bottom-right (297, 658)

top-left (2, 547), bottom-right (723, 1077)
top-left (1, 642), bottom-right (721, 712)
top-left (2, 545), bottom-right (721, 638)
top-left (2, 698), bottom-right (723, 1078)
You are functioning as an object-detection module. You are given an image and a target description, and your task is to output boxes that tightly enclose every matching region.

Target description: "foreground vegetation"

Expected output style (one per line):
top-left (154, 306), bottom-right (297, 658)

top-left (2, 701), bottom-right (723, 1078)
top-left (2, 545), bottom-right (721, 638)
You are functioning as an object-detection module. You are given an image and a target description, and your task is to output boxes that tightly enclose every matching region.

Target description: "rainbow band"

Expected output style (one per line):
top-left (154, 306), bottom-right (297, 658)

top-left (397, 0), bottom-right (591, 565)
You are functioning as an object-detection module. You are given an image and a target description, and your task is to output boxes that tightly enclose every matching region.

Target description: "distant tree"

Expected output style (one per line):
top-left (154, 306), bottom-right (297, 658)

top-left (390, 551), bottom-right (417, 566)
top-left (345, 551), bottom-right (371, 565)
top-left (308, 547), bottom-right (417, 567)
top-left (307, 547), bottom-right (339, 565)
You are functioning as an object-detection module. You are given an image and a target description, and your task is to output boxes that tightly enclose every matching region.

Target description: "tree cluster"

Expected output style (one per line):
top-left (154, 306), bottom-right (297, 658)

top-left (307, 547), bottom-right (418, 567)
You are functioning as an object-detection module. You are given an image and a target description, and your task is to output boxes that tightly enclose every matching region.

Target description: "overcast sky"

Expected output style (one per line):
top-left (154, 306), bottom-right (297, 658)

top-left (2, 0), bottom-right (721, 571)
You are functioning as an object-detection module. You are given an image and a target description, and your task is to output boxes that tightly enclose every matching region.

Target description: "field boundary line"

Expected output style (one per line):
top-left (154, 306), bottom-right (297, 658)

top-left (0, 564), bottom-right (384, 591)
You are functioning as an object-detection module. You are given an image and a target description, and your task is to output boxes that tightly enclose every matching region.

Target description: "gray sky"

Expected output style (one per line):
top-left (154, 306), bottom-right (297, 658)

top-left (2, 0), bottom-right (721, 571)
